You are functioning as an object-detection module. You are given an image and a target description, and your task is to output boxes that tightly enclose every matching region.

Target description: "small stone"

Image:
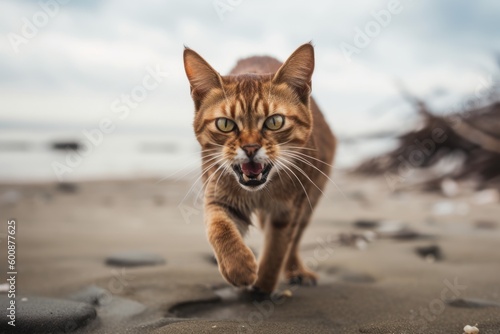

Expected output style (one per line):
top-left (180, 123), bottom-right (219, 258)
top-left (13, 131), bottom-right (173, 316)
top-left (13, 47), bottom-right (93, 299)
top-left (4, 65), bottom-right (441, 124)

top-left (52, 141), bottom-right (80, 151)
top-left (416, 245), bottom-right (443, 261)
top-left (57, 183), bottom-right (78, 193)
top-left (105, 251), bottom-right (166, 267)
top-left (391, 229), bottom-right (424, 240)
top-left (448, 298), bottom-right (500, 308)
top-left (463, 324), bottom-right (479, 333)
top-left (353, 220), bottom-right (379, 229)
top-left (0, 296), bottom-right (96, 333)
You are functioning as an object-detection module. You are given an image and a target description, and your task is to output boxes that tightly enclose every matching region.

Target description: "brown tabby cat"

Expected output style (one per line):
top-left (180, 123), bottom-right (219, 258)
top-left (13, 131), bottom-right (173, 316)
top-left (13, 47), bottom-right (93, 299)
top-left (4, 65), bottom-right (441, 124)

top-left (183, 43), bottom-right (336, 294)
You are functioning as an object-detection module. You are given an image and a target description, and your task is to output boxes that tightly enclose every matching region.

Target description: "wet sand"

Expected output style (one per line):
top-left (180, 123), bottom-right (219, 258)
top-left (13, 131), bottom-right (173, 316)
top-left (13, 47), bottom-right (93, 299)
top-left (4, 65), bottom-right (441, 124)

top-left (1, 173), bottom-right (499, 333)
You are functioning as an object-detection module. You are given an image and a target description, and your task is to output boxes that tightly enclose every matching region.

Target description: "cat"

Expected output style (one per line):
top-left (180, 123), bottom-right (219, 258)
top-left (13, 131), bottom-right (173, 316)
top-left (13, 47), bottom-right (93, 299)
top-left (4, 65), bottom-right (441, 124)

top-left (183, 42), bottom-right (336, 294)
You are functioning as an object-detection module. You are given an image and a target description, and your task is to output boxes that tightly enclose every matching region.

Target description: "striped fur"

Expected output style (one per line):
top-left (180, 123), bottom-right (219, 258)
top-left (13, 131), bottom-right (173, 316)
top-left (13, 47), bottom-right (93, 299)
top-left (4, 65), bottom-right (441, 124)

top-left (184, 43), bottom-right (336, 293)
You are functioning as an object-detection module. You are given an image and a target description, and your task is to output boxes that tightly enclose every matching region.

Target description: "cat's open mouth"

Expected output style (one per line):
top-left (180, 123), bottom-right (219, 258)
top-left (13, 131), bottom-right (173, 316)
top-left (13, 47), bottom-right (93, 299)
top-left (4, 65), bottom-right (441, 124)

top-left (232, 162), bottom-right (272, 187)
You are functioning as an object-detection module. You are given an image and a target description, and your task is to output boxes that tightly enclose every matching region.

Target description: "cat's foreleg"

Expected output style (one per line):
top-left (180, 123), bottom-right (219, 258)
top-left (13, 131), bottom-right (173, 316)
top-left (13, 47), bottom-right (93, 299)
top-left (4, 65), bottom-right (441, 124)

top-left (205, 202), bottom-right (257, 287)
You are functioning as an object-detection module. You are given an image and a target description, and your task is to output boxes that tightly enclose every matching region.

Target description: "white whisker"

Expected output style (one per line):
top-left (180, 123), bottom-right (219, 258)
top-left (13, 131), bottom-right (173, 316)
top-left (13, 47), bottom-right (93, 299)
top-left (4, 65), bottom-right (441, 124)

top-left (155, 150), bottom-right (222, 184)
top-left (270, 161), bottom-right (285, 186)
top-left (280, 152), bottom-right (346, 199)
top-left (280, 149), bottom-right (335, 168)
top-left (179, 157), bottom-right (226, 205)
top-left (278, 156), bottom-right (331, 203)
top-left (280, 145), bottom-right (317, 151)
top-left (196, 161), bottom-right (228, 203)
top-left (276, 139), bottom-right (294, 147)
top-left (173, 153), bottom-right (223, 181)
top-left (271, 160), bottom-right (296, 189)
top-left (275, 159), bottom-right (313, 210)
top-left (206, 141), bottom-right (225, 148)
top-left (213, 162), bottom-right (230, 197)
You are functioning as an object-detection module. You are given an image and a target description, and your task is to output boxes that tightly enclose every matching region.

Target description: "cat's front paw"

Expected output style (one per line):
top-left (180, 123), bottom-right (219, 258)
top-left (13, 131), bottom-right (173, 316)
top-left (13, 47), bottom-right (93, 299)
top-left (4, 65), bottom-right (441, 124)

top-left (218, 247), bottom-right (258, 287)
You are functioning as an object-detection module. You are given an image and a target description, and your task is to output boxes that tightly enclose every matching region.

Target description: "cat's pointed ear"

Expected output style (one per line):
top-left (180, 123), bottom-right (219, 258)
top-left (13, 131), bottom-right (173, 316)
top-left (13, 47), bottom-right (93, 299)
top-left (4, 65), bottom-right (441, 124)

top-left (272, 43), bottom-right (315, 104)
top-left (183, 47), bottom-right (223, 109)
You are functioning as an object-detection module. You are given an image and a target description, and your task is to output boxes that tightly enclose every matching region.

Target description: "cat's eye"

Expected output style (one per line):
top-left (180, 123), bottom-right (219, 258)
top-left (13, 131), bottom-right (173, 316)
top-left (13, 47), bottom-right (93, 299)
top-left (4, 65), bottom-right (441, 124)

top-left (264, 115), bottom-right (285, 131)
top-left (216, 118), bottom-right (236, 133)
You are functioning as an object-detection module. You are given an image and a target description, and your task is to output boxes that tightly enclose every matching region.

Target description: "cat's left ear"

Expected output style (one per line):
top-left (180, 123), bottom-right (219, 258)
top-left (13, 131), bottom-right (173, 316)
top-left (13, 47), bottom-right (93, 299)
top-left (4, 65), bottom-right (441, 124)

top-left (183, 47), bottom-right (223, 109)
top-left (272, 43), bottom-right (315, 104)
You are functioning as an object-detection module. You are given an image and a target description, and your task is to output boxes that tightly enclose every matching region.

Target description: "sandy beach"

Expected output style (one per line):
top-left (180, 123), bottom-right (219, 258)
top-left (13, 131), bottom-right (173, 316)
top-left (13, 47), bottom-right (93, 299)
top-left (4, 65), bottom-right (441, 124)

top-left (1, 172), bottom-right (499, 334)
top-left (2, 0), bottom-right (499, 333)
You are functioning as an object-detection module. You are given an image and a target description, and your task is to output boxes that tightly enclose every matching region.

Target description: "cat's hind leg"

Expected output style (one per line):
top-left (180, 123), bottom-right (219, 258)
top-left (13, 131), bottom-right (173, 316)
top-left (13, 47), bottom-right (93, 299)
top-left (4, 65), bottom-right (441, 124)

top-left (284, 198), bottom-right (322, 286)
top-left (252, 213), bottom-right (294, 294)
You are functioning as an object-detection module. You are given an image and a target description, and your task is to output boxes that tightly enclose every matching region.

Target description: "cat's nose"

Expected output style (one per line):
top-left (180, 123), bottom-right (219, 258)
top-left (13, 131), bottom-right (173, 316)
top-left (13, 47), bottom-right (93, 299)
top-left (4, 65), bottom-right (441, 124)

top-left (241, 144), bottom-right (261, 158)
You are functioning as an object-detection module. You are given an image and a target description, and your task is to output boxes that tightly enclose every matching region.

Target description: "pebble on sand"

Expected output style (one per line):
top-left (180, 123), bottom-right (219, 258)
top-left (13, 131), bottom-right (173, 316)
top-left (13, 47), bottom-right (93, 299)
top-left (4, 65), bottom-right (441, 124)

top-left (463, 324), bottom-right (479, 333)
top-left (0, 296), bottom-right (96, 333)
top-left (105, 251), bottom-right (166, 267)
top-left (415, 245), bottom-right (443, 262)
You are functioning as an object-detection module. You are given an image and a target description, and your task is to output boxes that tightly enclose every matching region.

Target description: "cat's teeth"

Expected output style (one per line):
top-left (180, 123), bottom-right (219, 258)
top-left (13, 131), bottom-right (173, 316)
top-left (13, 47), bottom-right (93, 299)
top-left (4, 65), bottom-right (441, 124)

top-left (242, 172), bottom-right (263, 182)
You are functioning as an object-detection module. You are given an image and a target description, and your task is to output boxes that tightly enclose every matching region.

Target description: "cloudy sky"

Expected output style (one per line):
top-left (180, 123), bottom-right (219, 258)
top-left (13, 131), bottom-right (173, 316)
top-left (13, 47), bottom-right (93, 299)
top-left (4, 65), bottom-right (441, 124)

top-left (1, 0), bottom-right (499, 138)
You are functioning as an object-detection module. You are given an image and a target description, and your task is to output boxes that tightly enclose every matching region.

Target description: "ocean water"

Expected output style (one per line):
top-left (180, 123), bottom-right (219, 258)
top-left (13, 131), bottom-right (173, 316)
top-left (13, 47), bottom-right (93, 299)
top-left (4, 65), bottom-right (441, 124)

top-left (0, 129), bottom-right (396, 183)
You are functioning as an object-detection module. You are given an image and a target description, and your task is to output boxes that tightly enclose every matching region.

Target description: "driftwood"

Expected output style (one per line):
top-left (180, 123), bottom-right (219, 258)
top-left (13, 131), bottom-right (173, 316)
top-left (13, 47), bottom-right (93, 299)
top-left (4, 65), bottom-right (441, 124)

top-left (354, 102), bottom-right (500, 190)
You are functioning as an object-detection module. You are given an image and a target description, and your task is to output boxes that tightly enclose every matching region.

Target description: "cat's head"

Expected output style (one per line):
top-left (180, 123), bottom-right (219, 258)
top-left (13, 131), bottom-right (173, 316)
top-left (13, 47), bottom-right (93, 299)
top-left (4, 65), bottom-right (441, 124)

top-left (183, 43), bottom-right (314, 191)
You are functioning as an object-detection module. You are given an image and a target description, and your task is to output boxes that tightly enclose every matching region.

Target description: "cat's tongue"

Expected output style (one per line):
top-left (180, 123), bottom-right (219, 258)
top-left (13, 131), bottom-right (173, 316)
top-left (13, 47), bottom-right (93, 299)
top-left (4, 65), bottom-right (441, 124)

top-left (241, 162), bottom-right (263, 176)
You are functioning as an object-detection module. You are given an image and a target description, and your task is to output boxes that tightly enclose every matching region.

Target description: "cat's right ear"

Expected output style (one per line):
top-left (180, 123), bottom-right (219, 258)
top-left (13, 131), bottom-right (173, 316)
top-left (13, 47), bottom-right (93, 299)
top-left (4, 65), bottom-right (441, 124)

top-left (183, 47), bottom-right (223, 109)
